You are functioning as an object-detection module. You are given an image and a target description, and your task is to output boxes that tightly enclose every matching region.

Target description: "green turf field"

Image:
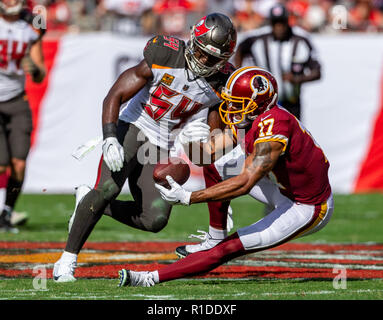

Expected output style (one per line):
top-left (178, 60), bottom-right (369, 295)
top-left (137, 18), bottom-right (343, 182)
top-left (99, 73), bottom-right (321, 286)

top-left (0, 193), bottom-right (383, 301)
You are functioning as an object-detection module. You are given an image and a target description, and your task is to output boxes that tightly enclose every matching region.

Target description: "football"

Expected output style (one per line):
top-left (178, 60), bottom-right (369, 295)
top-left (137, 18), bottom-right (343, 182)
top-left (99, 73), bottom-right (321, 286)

top-left (153, 157), bottom-right (191, 189)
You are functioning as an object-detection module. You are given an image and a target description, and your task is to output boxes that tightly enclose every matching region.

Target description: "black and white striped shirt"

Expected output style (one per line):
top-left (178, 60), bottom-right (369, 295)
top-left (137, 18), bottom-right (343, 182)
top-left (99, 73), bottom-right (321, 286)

top-left (236, 25), bottom-right (320, 105)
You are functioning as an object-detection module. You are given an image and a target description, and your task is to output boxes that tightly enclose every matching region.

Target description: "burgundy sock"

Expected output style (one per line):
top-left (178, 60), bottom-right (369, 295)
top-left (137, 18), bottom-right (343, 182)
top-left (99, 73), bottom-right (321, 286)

top-left (159, 233), bottom-right (245, 282)
top-left (203, 164), bottom-right (230, 230)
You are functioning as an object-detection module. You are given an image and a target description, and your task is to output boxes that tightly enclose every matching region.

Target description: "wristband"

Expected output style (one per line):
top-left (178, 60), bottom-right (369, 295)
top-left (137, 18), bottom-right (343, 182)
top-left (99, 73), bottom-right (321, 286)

top-left (102, 123), bottom-right (117, 139)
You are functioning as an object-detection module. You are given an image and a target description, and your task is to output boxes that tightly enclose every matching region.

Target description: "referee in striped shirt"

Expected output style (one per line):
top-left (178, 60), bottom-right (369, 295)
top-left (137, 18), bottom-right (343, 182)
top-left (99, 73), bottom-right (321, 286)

top-left (234, 3), bottom-right (321, 120)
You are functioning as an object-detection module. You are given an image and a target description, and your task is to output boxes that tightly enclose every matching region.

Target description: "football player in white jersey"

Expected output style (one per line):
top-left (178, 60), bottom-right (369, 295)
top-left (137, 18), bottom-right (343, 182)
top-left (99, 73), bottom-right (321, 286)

top-left (0, 0), bottom-right (46, 233)
top-left (53, 13), bottom-right (237, 282)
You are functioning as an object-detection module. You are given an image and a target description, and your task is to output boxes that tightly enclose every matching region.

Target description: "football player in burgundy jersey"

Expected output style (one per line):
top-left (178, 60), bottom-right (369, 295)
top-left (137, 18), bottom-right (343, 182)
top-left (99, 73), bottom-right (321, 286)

top-left (117, 66), bottom-right (334, 287)
top-left (0, 0), bottom-right (45, 233)
top-left (53, 13), bottom-right (237, 282)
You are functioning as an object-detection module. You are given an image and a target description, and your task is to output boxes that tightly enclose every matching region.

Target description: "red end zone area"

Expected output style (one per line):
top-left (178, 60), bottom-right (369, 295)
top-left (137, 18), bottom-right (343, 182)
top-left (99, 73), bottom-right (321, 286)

top-left (0, 241), bottom-right (382, 280)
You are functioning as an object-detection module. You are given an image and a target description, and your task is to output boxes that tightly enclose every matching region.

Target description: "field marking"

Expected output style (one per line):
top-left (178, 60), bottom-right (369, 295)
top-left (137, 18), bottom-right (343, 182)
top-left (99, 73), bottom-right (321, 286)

top-left (0, 252), bottom-right (177, 264)
top-left (260, 288), bottom-right (383, 297)
top-left (130, 294), bottom-right (176, 300)
top-left (2, 289), bottom-right (382, 300)
top-left (231, 259), bottom-right (383, 270)
top-left (2, 241), bottom-right (383, 280)
top-left (252, 252), bottom-right (383, 261)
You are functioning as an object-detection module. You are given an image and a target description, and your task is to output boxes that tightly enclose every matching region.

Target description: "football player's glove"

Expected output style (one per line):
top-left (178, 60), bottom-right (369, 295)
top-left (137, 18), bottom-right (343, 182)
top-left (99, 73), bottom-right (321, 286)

top-left (102, 137), bottom-right (124, 172)
top-left (179, 118), bottom-right (210, 145)
top-left (155, 176), bottom-right (191, 206)
top-left (21, 56), bottom-right (46, 83)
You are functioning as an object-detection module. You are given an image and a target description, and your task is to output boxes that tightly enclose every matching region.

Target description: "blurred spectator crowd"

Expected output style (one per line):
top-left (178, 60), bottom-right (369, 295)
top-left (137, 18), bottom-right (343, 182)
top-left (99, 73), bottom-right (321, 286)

top-left (27, 0), bottom-right (383, 37)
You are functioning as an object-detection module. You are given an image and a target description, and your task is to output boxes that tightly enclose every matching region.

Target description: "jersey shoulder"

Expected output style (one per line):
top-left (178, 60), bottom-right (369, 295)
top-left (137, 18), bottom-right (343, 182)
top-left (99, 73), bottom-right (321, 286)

top-left (143, 35), bottom-right (186, 69)
top-left (251, 106), bottom-right (294, 136)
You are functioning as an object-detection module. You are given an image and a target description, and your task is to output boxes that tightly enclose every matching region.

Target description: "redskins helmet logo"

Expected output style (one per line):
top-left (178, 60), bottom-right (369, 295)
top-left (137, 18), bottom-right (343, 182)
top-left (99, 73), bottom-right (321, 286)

top-left (194, 17), bottom-right (211, 37)
top-left (250, 75), bottom-right (270, 96)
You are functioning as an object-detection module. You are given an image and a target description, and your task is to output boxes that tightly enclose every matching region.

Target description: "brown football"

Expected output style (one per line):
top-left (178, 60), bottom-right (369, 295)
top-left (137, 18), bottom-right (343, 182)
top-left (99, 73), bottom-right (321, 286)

top-left (153, 157), bottom-right (191, 189)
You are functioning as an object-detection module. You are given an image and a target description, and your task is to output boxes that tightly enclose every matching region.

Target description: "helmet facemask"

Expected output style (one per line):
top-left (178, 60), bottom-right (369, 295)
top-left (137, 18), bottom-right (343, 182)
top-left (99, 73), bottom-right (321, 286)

top-left (185, 29), bottom-right (230, 78)
top-left (219, 88), bottom-right (258, 127)
top-left (219, 87), bottom-right (278, 127)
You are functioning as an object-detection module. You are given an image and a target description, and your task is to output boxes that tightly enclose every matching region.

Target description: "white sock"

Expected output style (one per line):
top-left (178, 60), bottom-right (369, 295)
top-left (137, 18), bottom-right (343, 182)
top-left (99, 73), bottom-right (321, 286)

top-left (209, 226), bottom-right (227, 240)
top-left (151, 271), bottom-right (159, 283)
top-left (61, 251), bottom-right (77, 262)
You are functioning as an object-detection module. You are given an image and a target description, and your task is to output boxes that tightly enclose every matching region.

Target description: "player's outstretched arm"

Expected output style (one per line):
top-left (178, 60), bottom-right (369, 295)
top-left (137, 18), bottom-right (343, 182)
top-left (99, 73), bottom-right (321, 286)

top-left (155, 140), bottom-right (284, 205)
top-left (102, 59), bottom-right (153, 128)
top-left (182, 110), bottom-right (235, 166)
top-left (202, 109), bottom-right (236, 164)
top-left (101, 59), bottom-right (153, 172)
top-left (190, 140), bottom-right (284, 203)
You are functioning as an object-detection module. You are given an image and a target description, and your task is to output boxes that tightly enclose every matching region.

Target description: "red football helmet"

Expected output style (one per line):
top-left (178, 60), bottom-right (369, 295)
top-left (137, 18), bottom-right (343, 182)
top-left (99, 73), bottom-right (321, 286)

top-left (219, 66), bottom-right (278, 127)
top-left (0, 0), bottom-right (25, 16)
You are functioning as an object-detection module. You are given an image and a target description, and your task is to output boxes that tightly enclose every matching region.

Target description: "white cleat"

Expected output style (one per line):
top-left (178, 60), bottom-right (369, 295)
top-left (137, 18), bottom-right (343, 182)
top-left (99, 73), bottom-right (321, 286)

top-left (118, 269), bottom-right (156, 287)
top-left (68, 185), bottom-right (91, 233)
top-left (10, 211), bottom-right (29, 227)
top-left (175, 230), bottom-right (223, 258)
top-left (53, 258), bottom-right (77, 283)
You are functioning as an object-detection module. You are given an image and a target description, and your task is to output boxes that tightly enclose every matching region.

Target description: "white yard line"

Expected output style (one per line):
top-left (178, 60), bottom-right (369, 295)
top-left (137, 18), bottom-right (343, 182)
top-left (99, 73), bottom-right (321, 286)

top-left (229, 259), bottom-right (383, 270)
top-left (260, 289), bottom-right (383, 297)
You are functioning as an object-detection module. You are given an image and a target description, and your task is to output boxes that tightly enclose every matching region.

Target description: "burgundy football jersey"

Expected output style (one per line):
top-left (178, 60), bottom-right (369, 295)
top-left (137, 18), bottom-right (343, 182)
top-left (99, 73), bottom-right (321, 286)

top-left (245, 105), bottom-right (331, 204)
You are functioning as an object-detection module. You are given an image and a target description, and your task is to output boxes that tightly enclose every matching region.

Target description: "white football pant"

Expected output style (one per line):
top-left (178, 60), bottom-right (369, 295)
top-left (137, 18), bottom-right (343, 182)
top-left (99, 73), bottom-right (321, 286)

top-left (214, 145), bottom-right (334, 251)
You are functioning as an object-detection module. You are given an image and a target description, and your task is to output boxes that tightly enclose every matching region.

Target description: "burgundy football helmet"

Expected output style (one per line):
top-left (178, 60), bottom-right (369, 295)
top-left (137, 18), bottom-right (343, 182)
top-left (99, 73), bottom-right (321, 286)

top-left (219, 66), bottom-right (278, 127)
top-left (0, 0), bottom-right (24, 16)
top-left (185, 13), bottom-right (237, 77)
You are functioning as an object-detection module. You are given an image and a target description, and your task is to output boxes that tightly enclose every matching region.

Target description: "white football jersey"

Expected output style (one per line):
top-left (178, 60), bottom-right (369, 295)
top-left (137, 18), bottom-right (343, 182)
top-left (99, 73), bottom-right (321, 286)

top-left (119, 67), bottom-right (221, 150)
top-left (0, 16), bottom-right (40, 102)
top-left (119, 35), bottom-right (233, 150)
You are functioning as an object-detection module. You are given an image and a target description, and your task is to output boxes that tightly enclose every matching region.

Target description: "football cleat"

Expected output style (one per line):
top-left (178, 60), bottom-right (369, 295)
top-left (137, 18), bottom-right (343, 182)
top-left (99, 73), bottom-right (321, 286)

top-left (10, 211), bottom-right (29, 227)
top-left (118, 269), bottom-right (155, 287)
top-left (175, 230), bottom-right (222, 258)
top-left (0, 213), bottom-right (19, 234)
top-left (68, 184), bottom-right (91, 233)
top-left (53, 258), bottom-right (77, 283)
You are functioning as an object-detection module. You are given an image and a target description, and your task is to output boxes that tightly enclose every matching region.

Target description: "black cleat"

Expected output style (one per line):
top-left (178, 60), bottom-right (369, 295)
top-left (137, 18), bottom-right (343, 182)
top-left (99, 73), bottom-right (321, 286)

top-left (175, 245), bottom-right (189, 259)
